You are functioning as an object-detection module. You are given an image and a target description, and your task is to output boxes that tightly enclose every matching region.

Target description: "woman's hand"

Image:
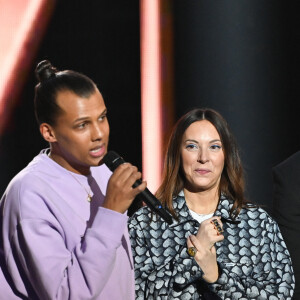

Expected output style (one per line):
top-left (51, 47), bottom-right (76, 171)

top-left (186, 216), bottom-right (224, 283)
top-left (195, 217), bottom-right (224, 249)
top-left (103, 163), bottom-right (147, 213)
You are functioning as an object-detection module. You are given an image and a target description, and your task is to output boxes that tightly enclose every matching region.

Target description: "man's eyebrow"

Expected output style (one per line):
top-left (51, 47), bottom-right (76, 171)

top-left (100, 108), bottom-right (107, 116)
top-left (73, 109), bottom-right (107, 123)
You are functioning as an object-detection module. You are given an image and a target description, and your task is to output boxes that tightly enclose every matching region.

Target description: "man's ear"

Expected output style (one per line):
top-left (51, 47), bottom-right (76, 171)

top-left (40, 123), bottom-right (57, 143)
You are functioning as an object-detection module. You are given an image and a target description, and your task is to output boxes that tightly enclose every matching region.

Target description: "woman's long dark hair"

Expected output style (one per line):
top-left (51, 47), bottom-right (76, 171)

top-left (155, 108), bottom-right (248, 220)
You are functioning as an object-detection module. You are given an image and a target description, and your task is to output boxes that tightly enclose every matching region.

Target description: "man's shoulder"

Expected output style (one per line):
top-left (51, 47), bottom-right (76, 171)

top-left (274, 151), bottom-right (300, 170)
top-left (2, 168), bottom-right (54, 207)
top-left (273, 151), bottom-right (300, 178)
top-left (272, 151), bottom-right (300, 207)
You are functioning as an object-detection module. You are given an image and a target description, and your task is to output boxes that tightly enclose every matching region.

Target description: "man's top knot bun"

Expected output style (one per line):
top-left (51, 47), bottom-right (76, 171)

top-left (35, 60), bottom-right (58, 83)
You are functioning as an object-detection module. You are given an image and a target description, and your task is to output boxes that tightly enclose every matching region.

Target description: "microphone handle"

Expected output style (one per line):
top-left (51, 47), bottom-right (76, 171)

top-left (103, 151), bottom-right (173, 224)
top-left (132, 180), bottom-right (173, 224)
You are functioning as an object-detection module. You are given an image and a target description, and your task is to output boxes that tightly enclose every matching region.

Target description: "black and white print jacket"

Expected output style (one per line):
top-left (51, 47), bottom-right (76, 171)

top-left (128, 194), bottom-right (295, 299)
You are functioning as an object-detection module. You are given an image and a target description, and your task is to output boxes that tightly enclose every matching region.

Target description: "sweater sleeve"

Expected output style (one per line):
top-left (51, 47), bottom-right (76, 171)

top-left (209, 218), bottom-right (295, 299)
top-left (4, 178), bottom-right (129, 300)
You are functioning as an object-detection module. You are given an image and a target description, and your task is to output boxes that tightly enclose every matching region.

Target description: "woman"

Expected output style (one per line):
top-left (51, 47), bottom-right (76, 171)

top-left (0, 60), bottom-right (146, 299)
top-left (128, 108), bottom-right (295, 299)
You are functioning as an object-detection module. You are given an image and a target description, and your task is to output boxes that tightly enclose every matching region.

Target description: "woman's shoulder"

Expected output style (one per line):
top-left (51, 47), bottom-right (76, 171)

top-left (129, 205), bottom-right (152, 222)
top-left (128, 205), bottom-right (166, 230)
top-left (239, 204), bottom-right (278, 227)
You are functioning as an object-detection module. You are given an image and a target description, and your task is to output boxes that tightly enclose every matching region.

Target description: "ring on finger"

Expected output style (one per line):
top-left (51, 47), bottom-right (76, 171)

top-left (187, 246), bottom-right (197, 257)
top-left (211, 219), bottom-right (224, 235)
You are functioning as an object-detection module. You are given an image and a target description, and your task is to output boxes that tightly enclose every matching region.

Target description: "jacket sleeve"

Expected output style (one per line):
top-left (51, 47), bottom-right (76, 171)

top-left (210, 218), bottom-right (295, 299)
top-left (128, 215), bottom-right (155, 299)
top-left (3, 180), bottom-right (129, 300)
top-left (128, 213), bottom-right (207, 299)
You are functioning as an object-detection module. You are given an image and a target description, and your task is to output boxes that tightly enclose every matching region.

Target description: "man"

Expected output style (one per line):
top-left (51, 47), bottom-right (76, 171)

top-left (273, 151), bottom-right (300, 299)
top-left (0, 60), bottom-right (146, 299)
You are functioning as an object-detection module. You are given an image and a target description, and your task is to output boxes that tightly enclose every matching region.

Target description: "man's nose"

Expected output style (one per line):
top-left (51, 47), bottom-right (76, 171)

top-left (91, 123), bottom-right (103, 141)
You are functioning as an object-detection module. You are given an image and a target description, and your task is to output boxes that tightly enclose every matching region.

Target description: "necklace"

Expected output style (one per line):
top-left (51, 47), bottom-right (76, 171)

top-left (69, 172), bottom-right (93, 202)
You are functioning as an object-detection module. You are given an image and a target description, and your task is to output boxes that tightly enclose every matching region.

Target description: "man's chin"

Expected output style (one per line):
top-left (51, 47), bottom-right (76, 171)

top-left (89, 157), bottom-right (104, 167)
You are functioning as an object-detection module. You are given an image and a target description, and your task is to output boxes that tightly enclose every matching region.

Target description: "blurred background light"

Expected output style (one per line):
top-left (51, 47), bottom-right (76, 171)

top-left (0, 0), bottom-right (55, 134)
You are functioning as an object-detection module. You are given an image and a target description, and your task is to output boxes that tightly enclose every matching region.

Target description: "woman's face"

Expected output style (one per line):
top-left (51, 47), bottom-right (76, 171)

top-left (180, 120), bottom-right (225, 193)
top-left (48, 88), bottom-right (109, 175)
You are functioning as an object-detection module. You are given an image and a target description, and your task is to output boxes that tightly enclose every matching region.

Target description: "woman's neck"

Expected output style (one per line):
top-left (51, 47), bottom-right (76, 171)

top-left (184, 188), bottom-right (219, 215)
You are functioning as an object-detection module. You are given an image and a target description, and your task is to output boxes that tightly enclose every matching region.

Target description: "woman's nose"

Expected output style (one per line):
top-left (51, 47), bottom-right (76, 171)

top-left (197, 149), bottom-right (209, 163)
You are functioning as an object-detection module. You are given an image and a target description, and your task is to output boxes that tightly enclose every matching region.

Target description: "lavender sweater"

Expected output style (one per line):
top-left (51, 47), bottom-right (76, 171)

top-left (0, 150), bottom-right (135, 299)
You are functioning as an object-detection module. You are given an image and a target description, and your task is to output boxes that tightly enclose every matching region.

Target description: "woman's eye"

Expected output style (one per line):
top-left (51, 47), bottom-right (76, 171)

top-left (186, 144), bottom-right (198, 151)
top-left (210, 144), bottom-right (222, 151)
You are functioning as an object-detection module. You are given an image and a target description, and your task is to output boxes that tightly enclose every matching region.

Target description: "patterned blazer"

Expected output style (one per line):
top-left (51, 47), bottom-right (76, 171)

top-left (128, 194), bottom-right (295, 300)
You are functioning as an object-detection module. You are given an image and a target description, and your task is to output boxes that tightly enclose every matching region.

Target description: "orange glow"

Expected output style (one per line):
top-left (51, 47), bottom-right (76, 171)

top-left (0, 0), bottom-right (55, 134)
top-left (140, 0), bottom-right (162, 193)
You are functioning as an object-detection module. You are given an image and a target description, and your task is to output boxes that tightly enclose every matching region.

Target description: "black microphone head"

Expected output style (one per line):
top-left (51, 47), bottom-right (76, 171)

top-left (103, 151), bottom-right (125, 171)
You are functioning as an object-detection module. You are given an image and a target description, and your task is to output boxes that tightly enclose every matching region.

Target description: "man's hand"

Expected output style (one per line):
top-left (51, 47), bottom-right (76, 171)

top-left (103, 163), bottom-right (147, 213)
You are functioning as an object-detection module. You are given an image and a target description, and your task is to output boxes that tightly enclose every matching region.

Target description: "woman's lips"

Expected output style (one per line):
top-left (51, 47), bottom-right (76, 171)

top-left (89, 145), bottom-right (105, 158)
top-left (195, 169), bottom-right (211, 175)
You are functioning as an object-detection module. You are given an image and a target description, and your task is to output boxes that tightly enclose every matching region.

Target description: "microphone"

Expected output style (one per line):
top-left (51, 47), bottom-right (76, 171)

top-left (103, 151), bottom-right (173, 225)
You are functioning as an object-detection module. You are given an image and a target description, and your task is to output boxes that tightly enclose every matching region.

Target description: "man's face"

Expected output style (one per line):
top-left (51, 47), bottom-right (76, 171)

top-left (49, 88), bottom-right (110, 175)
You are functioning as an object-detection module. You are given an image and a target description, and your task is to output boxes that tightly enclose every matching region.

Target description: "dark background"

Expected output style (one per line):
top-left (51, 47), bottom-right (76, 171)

top-left (0, 0), bottom-right (299, 214)
top-left (173, 1), bottom-right (300, 211)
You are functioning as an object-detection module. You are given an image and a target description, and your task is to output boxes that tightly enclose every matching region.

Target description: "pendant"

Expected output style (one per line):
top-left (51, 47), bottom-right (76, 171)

top-left (87, 194), bottom-right (92, 202)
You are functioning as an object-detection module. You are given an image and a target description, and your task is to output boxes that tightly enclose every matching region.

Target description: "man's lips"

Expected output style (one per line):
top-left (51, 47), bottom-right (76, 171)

top-left (89, 145), bottom-right (105, 157)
